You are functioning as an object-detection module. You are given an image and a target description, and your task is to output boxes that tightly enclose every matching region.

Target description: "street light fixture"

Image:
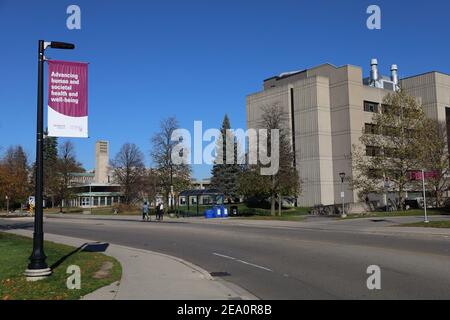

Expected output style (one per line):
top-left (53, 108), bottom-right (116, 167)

top-left (25, 40), bottom-right (75, 281)
top-left (339, 172), bottom-right (346, 218)
top-left (5, 195), bottom-right (9, 214)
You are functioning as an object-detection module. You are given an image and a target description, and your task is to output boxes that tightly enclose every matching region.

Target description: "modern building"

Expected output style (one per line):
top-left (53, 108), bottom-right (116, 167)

top-left (191, 178), bottom-right (211, 190)
top-left (246, 59), bottom-right (450, 206)
top-left (67, 140), bottom-right (122, 208)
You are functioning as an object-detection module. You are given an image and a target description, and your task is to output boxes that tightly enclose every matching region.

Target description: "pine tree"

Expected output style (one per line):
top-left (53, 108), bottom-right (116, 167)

top-left (43, 131), bottom-right (58, 205)
top-left (210, 114), bottom-right (242, 202)
top-left (30, 130), bottom-right (58, 206)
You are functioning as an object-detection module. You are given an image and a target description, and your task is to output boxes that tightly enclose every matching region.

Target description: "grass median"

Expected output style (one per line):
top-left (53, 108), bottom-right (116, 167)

top-left (399, 220), bottom-right (450, 228)
top-left (342, 208), bottom-right (449, 219)
top-left (0, 232), bottom-right (122, 300)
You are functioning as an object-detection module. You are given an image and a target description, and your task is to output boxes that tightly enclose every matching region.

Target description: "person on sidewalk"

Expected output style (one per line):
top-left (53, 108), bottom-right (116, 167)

top-left (142, 201), bottom-right (149, 221)
top-left (159, 202), bottom-right (164, 221)
top-left (155, 202), bottom-right (161, 221)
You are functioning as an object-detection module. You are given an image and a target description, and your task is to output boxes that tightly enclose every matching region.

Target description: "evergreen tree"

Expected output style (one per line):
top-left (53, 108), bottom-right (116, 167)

top-left (210, 114), bottom-right (242, 202)
top-left (43, 131), bottom-right (58, 205)
top-left (30, 130), bottom-right (58, 205)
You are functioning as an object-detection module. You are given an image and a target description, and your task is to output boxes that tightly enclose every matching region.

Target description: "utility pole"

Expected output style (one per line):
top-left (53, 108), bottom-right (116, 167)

top-left (339, 172), bottom-right (346, 218)
top-left (25, 40), bottom-right (75, 281)
top-left (422, 169), bottom-right (429, 223)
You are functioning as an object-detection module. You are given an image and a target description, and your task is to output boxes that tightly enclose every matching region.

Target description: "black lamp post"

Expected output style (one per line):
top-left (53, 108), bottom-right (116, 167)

top-left (339, 172), bottom-right (346, 218)
top-left (25, 40), bottom-right (75, 280)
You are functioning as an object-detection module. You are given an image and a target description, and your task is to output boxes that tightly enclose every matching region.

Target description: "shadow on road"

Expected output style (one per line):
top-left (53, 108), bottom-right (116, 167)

top-left (0, 222), bottom-right (34, 231)
top-left (50, 242), bottom-right (110, 270)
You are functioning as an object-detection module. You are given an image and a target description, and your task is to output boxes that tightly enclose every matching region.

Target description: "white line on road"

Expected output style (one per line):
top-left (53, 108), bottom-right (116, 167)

top-left (236, 259), bottom-right (273, 272)
top-left (213, 252), bottom-right (236, 260)
top-left (213, 252), bottom-right (273, 272)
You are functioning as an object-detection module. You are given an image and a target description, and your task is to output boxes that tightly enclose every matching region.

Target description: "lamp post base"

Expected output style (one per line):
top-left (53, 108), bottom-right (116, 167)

top-left (24, 268), bottom-right (52, 281)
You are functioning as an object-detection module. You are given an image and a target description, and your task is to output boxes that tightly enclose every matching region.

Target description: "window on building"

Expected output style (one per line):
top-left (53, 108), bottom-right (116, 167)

top-left (364, 123), bottom-right (379, 134)
top-left (383, 147), bottom-right (397, 158)
top-left (366, 146), bottom-right (381, 157)
top-left (446, 107), bottom-right (450, 165)
top-left (382, 126), bottom-right (397, 137)
top-left (364, 101), bottom-right (379, 113)
top-left (368, 169), bottom-right (382, 179)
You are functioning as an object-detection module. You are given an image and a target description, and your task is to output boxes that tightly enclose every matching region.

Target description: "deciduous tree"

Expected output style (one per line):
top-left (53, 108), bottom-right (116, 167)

top-left (111, 143), bottom-right (145, 205)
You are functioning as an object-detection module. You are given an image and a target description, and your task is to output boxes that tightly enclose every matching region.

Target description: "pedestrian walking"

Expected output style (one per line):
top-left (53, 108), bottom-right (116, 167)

top-left (155, 202), bottom-right (161, 221)
top-left (159, 202), bottom-right (164, 221)
top-left (142, 201), bottom-right (149, 221)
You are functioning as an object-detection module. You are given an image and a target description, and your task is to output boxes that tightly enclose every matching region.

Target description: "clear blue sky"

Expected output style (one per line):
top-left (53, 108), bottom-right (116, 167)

top-left (1, 0), bottom-right (450, 179)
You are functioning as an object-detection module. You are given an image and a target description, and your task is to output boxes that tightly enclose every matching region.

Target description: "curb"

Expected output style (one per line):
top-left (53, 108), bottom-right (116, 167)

top-left (4, 229), bottom-right (257, 300)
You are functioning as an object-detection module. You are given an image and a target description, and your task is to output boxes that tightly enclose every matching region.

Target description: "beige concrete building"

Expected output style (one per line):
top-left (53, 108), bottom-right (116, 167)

top-left (68, 140), bottom-right (121, 208)
top-left (95, 140), bottom-right (110, 183)
top-left (246, 60), bottom-right (450, 206)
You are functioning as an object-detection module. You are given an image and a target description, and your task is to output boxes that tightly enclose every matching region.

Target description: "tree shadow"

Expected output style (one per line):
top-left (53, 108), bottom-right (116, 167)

top-left (50, 242), bottom-right (109, 270)
top-left (0, 222), bottom-right (34, 231)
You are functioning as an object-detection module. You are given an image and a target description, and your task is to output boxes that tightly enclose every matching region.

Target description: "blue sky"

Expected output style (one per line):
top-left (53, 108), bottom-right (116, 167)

top-left (1, 0), bottom-right (450, 179)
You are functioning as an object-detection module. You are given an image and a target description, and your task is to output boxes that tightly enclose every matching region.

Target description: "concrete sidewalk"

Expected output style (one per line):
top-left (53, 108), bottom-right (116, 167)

top-left (6, 229), bottom-right (257, 300)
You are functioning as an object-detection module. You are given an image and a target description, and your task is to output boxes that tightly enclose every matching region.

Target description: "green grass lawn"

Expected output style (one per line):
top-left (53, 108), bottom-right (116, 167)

top-left (177, 203), bottom-right (310, 220)
top-left (234, 214), bottom-right (306, 221)
top-left (399, 220), bottom-right (450, 228)
top-left (0, 232), bottom-right (122, 300)
top-left (342, 208), bottom-right (450, 220)
top-left (44, 206), bottom-right (140, 215)
top-left (228, 204), bottom-right (308, 221)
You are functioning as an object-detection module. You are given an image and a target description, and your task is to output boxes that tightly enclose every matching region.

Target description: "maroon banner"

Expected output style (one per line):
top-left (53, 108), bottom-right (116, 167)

top-left (47, 60), bottom-right (88, 137)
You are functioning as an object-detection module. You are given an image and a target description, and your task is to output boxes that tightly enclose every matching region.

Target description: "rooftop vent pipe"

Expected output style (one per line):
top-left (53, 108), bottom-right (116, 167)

top-left (391, 64), bottom-right (399, 89)
top-left (370, 58), bottom-right (379, 84)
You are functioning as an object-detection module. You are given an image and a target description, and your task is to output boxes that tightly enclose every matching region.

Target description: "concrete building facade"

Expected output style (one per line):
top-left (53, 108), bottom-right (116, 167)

top-left (246, 60), bottom-right (450, 206)
top-left (68, 140), bottom-right (121, 208)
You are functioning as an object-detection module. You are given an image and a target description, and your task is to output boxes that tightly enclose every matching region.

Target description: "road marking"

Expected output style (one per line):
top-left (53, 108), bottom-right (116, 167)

top-left (213, 252), bottom-right (273, 272)
top-left (236, 259), bottom-right (273, 272)
top-left (213, 252), bottom-right (236, 260)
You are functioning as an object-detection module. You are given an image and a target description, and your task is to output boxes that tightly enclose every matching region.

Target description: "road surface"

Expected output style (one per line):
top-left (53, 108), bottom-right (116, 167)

top-left (1, 214), bottom-right (450, 299)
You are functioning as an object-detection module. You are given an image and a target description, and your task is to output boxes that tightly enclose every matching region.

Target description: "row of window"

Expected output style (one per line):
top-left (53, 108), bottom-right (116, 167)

top-left (365, 146), bottom-right (398, 157)
top-left (364, 123), bottom-right (417, 137)
top-left (367, 169), bottom-right (401, 180)
top-left (364, 123), bottom-right (397, 136)
top-left (364, 101), bottom-right (391, 113)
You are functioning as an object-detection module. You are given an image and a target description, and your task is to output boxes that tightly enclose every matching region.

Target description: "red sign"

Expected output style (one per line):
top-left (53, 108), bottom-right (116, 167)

top-left (409, 171), bottom-right (438, 180)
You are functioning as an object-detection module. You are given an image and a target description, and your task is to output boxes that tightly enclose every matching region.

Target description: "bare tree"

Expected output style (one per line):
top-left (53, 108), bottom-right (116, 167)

top-left (238, 105), bottom-right (301, 216)
top-left (54, 141), bottom-right (84, 212)
top-left (151, 117), bottom-right (191, 212)
top-left (111, 143), bottom-right (145, 205)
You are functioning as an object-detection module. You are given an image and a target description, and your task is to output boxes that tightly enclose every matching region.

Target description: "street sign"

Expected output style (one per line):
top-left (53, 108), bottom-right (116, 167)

top-left (28, 196), bottom-right (35, 206)
top-left (340, 191), bottom-right (345, 198)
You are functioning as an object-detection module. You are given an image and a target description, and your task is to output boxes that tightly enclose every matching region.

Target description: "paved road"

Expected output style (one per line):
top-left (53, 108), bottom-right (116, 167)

top-left (1, 214), bottom-right (450, 299)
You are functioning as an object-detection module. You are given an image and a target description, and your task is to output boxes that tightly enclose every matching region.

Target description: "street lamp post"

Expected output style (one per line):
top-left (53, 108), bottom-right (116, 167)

top-left (339, 172), bottom-right (346, 218)
top-left (25, 40), bottom-right (75, 281)
top-left (5, 195), bottom-right (9, 214)
top-left (422, 169), bottom-right (429, 223)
